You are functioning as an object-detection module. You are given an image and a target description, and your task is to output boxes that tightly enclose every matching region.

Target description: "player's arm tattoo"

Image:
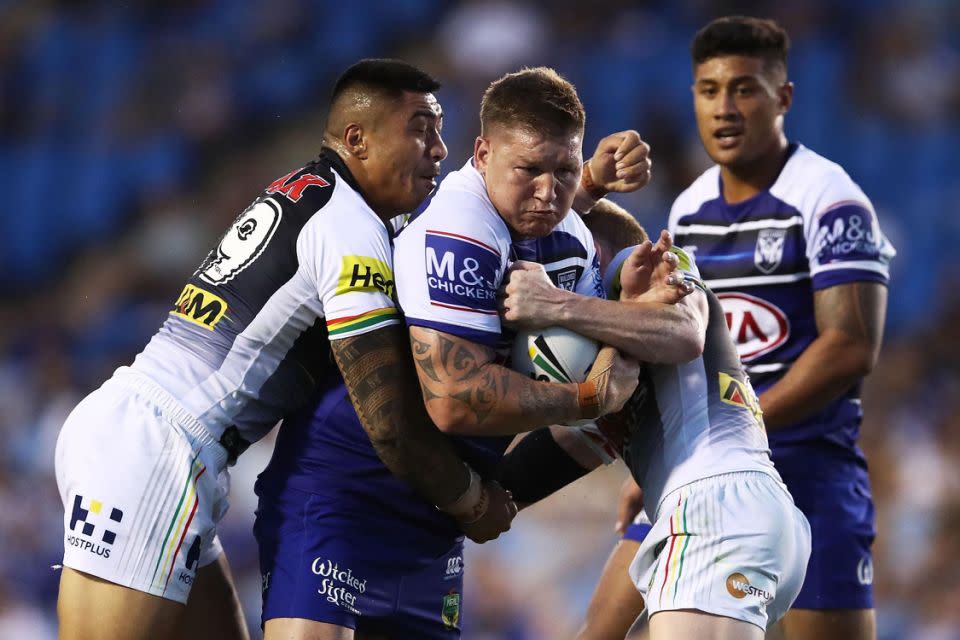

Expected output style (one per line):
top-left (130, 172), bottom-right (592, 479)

top-left (330, 325), bottom-right (469, 506)
top-left (813, 281), bottom-right (887, 364)
top-left (409, 326), bottom-right (579, 434)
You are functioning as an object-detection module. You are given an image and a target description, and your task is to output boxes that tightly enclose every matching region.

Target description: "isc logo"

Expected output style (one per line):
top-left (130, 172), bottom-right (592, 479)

top-left (445, 556), bottom-right (463, 577)
top-left (171, 284), bottom-right (228, 330)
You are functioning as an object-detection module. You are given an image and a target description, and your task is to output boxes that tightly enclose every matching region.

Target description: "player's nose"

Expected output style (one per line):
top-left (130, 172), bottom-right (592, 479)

top-left (533, 173), bottom-right (557, 203)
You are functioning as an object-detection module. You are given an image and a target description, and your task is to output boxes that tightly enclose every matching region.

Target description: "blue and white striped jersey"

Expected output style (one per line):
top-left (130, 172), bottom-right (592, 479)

top-left (668, 143), bottom-right (894, 451)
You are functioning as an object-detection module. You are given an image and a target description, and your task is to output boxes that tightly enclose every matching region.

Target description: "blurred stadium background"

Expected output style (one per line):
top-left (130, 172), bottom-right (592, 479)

top-left (1, 0), bottom-right (958, 637)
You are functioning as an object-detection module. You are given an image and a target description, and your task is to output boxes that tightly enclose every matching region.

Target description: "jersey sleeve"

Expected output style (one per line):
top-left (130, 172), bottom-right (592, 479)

top-left (602, 245), bottom-right (704, 301)
top-left (805, 185), bottom-right (896, 291)
top-left (394, 208), bottom-right (507, 347)
top-left (300, 208), bottom-right (401, 341)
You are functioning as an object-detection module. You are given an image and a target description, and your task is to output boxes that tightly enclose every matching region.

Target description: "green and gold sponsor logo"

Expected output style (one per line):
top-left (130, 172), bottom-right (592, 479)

top-left (171, 284), bottom-right (228, 330)
top-left (441, 590), bottom-right (461, 629)
top-left (336, 256), bottom-right (395, 299)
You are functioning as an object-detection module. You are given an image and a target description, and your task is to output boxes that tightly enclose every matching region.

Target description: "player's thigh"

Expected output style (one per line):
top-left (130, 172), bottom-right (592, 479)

top-left (56, 378), bottom-right (229, 605)
top-left (264, 618), bottom-right (355, 640)
top-left (579, 538), bottom-right (645, 640)
top-left (356, 541), bottom-right (465, 640)
top-left (775, 608), bottom-right (875, 640)
top-left (649, 609), bottom-right (764, 640)
top-left (179, 551), bottom-right (249, 640)
top-left (58, 567), bottom-right (184, 640)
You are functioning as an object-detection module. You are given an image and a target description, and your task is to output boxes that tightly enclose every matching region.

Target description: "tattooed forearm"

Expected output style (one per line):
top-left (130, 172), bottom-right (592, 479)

top-left (408, 326), bottom-right (581, 434)
top-left (330, 326), bottom-right (469, 506)
top-left (517, 377), bottom-right (577, 419)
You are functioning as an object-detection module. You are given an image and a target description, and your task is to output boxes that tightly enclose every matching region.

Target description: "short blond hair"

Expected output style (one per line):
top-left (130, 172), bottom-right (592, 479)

top-left (480, 67), bottom-right (585, 138)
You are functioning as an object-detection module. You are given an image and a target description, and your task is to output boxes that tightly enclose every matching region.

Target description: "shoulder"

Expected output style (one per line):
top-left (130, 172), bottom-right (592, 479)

top-left (264, 158), bottom-right (339, 215)
top-left (669, 165), bottom-right (721, 228)
top-left (397, 160), bottom-right (509, 254)
top-left (772, 145), bottom-right (873, 221)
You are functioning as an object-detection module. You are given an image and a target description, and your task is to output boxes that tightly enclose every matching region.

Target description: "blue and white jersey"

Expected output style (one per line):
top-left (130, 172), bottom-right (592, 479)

top-left (394, 155), bottom-right (602, 487)
top-left (395, 157), bottom-right (604, 350)
top-left (668, 143), bottom-right (894, 458)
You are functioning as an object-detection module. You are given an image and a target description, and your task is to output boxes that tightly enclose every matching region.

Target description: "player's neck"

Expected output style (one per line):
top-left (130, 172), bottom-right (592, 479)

top-left (718, 140), bottom-right (790, 205)
top-left (334, 153), bottom-right (401, 222)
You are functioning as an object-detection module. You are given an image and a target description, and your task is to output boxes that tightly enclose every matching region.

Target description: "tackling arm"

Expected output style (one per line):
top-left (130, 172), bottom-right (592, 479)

top-left (758, 281), bottom-right (887, 430)
top-left (331, 325), bottom-right (516, 536)
top-left (543, 288), bottom-right (706, 364)
top-left (501, 251), bottom-right (705, 364)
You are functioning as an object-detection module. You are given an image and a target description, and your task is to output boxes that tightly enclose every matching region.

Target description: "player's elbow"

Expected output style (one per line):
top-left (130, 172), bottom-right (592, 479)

top-left (366, 430), bottom-right (400, 453)
top-left (853, 343), bottom-right (880, 377)
top-left (425, 401), bottom-right (476, 435)
top-left (831, 332), bottom-right (880, 378)
top-left (668, 297), bottom-right (707, 362)
top-left (655, 311), bottom-right (705, 363)
top-left (679, 327), bottom-right (706, 361)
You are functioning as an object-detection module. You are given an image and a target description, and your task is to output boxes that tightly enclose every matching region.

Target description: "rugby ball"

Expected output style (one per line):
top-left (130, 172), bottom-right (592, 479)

top-left (511, 326), bottom-right (599, 384)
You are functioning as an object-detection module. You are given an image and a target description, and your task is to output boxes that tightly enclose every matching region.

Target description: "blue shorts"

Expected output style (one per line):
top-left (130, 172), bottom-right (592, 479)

top-left (784, 474), bottom-right (875, 610)
top-left (255, 486), bottom-right (465, 639)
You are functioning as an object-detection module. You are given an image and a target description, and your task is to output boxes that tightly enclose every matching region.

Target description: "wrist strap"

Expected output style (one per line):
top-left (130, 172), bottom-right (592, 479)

top-left (581, 160), bottom-right (609, 201)
top-left (577, 379), bottom-right (602, 419)
top-left (437, 465), bottom-right (484, 520)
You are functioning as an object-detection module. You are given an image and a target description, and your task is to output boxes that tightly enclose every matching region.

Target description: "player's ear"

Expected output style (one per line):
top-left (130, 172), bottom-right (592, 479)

top-left (777, 81), bottom-right (794, 114)
top-left (345, 123), bottom-right (368, 159)
top-left (474, 136), bottom-right (491, 175)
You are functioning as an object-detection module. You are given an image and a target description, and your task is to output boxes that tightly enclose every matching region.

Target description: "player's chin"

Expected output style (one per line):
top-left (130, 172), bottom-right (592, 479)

top-left (525, 212), bottom-right (566, 237)
top-left (517, 220), bottom-right (557, 238)
top-left (706, 144), bottom-right (745, 167)
top-left (403, 184), bottom-right (433, 210)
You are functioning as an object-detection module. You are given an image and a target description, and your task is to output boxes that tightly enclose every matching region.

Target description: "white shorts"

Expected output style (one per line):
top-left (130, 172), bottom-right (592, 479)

top-left (629, 471), bottom-right (811, 630)
top-left (55, 368), bottom-right (231, 604)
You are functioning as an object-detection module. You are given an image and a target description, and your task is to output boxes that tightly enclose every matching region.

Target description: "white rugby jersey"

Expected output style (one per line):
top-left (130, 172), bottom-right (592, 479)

top-left (604, 246), bottom-right (778, 520)
top-left (394, 158), bottom-right (603, 346)
top-left (128, 150), bottom-right (400, 453)
top-left (668, 143), bottom-right (895, 446)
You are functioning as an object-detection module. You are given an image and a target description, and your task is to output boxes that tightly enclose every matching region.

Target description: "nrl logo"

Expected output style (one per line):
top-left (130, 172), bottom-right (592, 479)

top-left (441, 590), bottom-right (461, 629)
top-left (754, 228), bottom-right (787, 274)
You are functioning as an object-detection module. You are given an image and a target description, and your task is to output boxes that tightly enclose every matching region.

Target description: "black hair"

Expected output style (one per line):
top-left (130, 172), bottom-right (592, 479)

top-left (691, 16), bottom-right (790, 70)
top-left (330, 58), bottom-right (441, 104)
